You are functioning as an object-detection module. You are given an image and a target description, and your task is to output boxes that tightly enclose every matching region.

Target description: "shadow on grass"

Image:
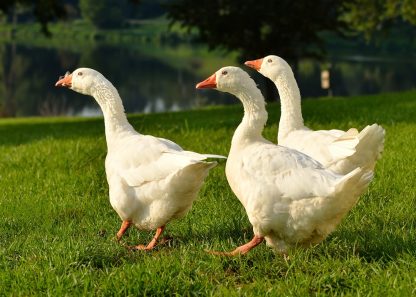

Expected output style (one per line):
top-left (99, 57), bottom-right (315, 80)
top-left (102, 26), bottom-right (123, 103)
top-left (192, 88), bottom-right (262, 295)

top-left (66, 215), bottom-right (416, 270)
top-left (324, 216), bottom-right (416, 263)
top-left (161, 214), bottom-right (415, 263)
top-left (345, 233), bottom-right (415, 263)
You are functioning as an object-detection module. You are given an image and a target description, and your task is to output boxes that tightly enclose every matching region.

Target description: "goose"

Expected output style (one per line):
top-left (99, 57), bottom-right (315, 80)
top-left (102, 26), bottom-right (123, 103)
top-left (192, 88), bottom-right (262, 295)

top-left (196, 66), bottom-right (373, 255)
top-left (55, 68), bottom-right (225, 250)
top-left (245, 55), bottom-right (385, 174)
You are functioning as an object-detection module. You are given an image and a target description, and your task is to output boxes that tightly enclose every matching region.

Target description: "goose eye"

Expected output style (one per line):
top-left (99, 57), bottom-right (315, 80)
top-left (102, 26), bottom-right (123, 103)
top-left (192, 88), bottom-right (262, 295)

top-left (78, 72), bottom-right (83, 76)
top-left (267, 59), bottom-right (272, 63)
top-left (222, 70), bottom-right (228, 75)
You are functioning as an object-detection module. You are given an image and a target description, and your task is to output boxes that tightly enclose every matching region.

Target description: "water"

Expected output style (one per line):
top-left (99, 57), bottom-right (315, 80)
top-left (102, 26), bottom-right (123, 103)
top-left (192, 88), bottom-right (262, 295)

top-left (0, 42), bottom-right (415, 117)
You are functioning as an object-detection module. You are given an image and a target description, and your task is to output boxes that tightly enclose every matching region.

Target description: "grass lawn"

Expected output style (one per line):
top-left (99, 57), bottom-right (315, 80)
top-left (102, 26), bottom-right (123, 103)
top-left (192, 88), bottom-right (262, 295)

top-left (0, 91), bottom-right (415, 295)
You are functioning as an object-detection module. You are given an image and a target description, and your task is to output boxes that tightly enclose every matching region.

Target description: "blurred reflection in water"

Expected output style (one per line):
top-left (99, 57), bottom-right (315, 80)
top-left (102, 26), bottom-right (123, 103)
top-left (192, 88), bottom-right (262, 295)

top-left (0, 43), bottom-right (414, 117)
top-left (0, 43), bottom-right (234, 117)
top-left (296, 56), bottom-right (416, 98)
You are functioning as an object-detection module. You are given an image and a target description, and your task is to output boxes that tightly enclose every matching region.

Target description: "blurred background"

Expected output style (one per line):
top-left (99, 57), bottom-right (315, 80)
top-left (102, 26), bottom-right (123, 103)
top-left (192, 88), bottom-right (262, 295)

top-left (0, 0), bottom-right (415, 117)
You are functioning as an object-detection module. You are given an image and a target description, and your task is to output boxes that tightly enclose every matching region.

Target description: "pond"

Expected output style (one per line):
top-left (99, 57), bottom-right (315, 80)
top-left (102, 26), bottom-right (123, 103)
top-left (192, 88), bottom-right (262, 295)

top-left (0, 42), bottom-right (415, 117)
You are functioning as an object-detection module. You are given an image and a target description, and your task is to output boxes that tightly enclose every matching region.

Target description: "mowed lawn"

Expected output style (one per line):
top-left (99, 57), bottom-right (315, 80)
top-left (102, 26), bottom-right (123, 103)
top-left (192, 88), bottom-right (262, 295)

top-left (0, 91), bottom-right (415, 295)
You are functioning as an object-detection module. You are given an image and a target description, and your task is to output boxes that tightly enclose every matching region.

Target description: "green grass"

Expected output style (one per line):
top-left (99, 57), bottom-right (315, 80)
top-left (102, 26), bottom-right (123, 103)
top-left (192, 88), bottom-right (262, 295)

top-left (1, 91), bottom-right (415, 295)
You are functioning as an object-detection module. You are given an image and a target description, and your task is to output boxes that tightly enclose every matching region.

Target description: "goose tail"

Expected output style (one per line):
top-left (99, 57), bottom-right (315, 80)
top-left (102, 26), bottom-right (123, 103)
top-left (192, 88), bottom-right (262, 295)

top-left (353, 124), bottom-right (385, 170)
top-left (332, 167), bottom-right (374, 213)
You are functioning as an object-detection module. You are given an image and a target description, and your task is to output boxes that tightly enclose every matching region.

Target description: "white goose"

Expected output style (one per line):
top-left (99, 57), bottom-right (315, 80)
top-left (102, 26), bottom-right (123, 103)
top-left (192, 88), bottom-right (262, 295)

top-left (245, 55), bottom-right (385, 174)
top-left (196, 66), bottom-right (373, 255)
top-left (56, 68), bottom-right (225, 250)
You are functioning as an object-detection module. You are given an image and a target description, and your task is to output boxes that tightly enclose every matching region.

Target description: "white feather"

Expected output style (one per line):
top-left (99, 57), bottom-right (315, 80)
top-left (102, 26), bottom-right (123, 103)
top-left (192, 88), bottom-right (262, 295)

top-left (213, 66), bottom-right (373, 253)
top-left (256, 55), bottom-right (385, 174)
top-left (67, 68), bottom-right (225, 231)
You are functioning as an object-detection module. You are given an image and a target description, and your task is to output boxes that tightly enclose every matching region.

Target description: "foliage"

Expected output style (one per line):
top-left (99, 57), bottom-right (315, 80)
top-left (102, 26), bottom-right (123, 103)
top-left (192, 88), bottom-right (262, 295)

top-left (128, 0), bottom-right (167, 19)
top-left (166, 0), bottom-right (347, 63)
top-left (0, 91), bottom-right (416, 295)
top-left (0, 0), bottom-right (144, 33)
top-left (0, 0), bottom-right (66, 34)
top-left (341, 0), bottom-right (416, 38)
top-left (79, 0), bottom-right (125, 29)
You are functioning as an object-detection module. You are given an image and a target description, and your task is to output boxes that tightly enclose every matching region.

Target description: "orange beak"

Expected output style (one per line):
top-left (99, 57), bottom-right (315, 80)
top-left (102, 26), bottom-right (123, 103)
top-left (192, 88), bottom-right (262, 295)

top-left (196, 73), bottom-right (217, 89)
top-left (55, 73), bottom-right (73, 87)
top-left (244, 58), bottom-right (263, 71)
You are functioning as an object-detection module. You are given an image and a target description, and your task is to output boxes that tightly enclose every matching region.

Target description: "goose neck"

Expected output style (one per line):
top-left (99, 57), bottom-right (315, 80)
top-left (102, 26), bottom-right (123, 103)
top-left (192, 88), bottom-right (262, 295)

top-left (274, 73), bottom-right (304, 138)
top-left (231, 85), bottom-right (268, 147)
top-left (90, 81), bottom-right (135, 148)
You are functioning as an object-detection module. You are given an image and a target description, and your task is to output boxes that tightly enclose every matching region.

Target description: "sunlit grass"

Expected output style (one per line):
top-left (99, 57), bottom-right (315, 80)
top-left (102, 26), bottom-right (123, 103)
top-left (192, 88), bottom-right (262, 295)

top-left (0, 90), bottom-right (415, 295)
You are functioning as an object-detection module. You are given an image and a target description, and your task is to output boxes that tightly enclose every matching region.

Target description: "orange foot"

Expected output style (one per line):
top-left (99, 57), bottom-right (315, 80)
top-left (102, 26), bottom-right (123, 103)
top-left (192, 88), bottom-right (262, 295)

top-left (206, 235), bottom-right (264, 256)
top-left (129, 244), bottom-right (153, 251)
top-left (129, 226), bottom-right (165, 251)
top-left (116, 220), bottom-right (132, 241)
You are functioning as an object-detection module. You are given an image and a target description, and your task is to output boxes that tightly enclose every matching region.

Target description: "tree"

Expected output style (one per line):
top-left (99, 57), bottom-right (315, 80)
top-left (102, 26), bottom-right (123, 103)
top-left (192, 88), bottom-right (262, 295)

top-left (341, 0), bottom-right (416, 38)
top-left (79, 0), bottom-right (125, 29)
top-left (166, 0), bottom-right (347, 64)
top-left (0, 0), bottom-right (142, 34)
top-left (129, 0), bottom-right (166, 19)
top-left (0, 0), bottom-right (66, 35)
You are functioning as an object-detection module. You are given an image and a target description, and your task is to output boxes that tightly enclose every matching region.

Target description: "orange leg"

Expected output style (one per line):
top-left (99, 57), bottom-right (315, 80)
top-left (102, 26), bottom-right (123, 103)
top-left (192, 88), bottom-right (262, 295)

top-left (116, 220), bottom-right (132, 241)
top-left (131, 225), bottom-right (165, 251)
top-left (207, 235), bottom-right (264, 256)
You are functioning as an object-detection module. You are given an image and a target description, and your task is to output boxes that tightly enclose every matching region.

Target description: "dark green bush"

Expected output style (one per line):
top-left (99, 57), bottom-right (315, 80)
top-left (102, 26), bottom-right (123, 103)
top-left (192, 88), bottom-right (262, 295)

top-left (79, 0), bottom-right (125, 29)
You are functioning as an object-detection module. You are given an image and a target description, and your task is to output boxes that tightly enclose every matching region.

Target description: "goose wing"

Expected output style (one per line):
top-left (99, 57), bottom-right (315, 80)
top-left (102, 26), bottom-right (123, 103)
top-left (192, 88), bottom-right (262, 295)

top-left (108, 135), bottom-right (223, 187)
top-left (240, 144), bottom-right (338, 201)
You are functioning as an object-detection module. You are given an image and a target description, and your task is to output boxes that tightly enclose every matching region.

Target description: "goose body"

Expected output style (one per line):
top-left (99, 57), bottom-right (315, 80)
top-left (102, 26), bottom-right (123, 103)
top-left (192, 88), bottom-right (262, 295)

top-left (245, 56), bottom-right (385, 174)
top-left (56, 68), bottom-right (225, 249)
top-left (196, 67), bottom-right (373, 254)
top-left (105, 134), bottom-right (219, 231)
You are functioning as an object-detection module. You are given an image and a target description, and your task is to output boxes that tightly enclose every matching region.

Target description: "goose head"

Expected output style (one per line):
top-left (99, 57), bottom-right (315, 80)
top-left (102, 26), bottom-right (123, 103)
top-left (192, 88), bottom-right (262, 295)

top-left (55, 68), bottom-right (106, 95)
top-left (245, 55), bottom-right (292, 81)
top-left (195, 66), bottom-right (255, 95)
